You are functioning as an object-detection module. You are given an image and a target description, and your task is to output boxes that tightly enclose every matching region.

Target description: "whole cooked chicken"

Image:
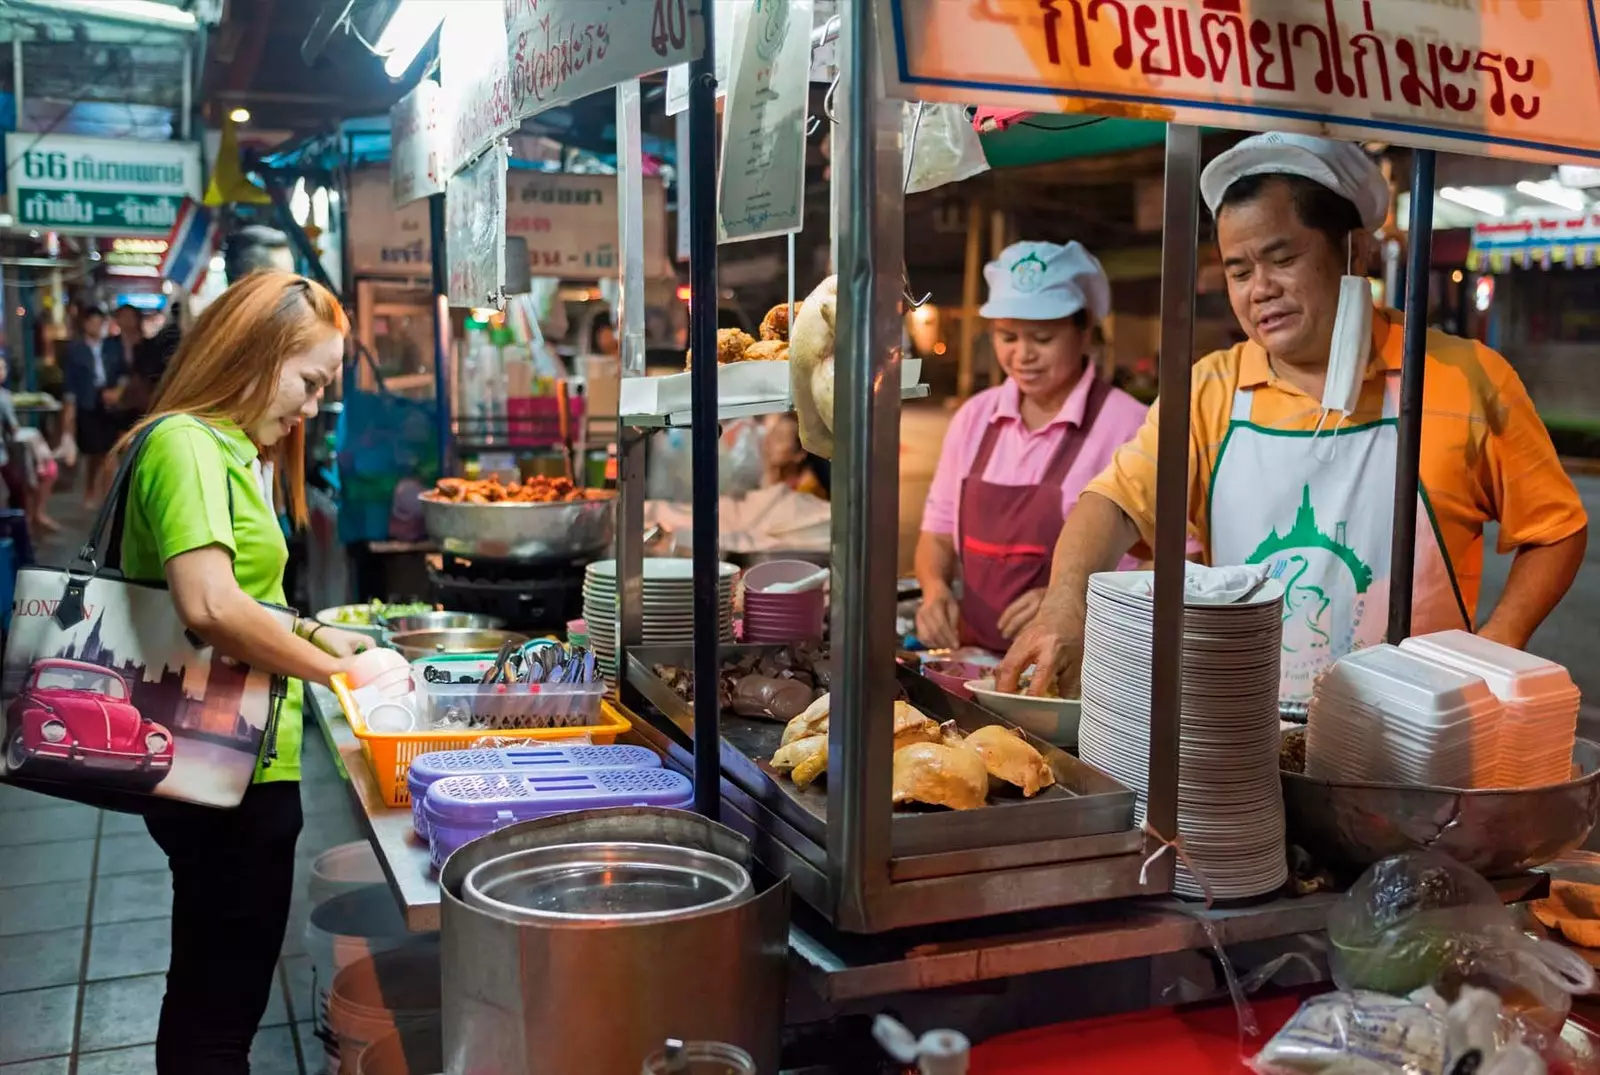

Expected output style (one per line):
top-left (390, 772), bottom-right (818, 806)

top-left (892, 700), bottom-right (943, 750)
top-left (781, 693), bottom-right (831, 746)
top-left (789, 275), bottom-right (838, 458)
top-left (891, 743), bottom-right (989, 811)
top-left (770, 734), bottom-right (829, 790)
top-left (962, 725), bottom-right (1055, 798)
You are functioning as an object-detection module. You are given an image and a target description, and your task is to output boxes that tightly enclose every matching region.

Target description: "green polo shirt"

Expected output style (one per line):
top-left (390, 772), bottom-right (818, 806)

top-left (119, 415), bottom-right (303, 783)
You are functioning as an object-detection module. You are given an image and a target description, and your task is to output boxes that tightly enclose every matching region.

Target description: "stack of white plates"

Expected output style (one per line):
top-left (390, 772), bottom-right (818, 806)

top-left (1400, 630), bottom-right (1579, 787)
top-left (583, 558), bottom-right (737, 682)
top-left (1077, 571), bottom-right (1288, 900)
top-left (1308, 644), bottom-right (1505, 788)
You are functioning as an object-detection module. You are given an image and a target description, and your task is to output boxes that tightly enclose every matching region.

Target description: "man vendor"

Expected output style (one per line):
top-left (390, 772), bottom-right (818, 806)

top-left (999, 133), bottom-right (1587, 705)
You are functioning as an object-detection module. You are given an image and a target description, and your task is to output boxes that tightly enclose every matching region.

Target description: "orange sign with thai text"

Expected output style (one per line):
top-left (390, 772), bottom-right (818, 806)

top-left (879, 0), bottom-right (1600, 163)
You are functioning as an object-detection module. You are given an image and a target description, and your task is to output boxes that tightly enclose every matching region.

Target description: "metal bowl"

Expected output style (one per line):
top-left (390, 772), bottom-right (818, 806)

top-left (314, 605), bottom-right (389, 644)
top-left (419, 492), bottom-right (616, 561)
top-left (386, 628), bottom-right (529, 663)
top-left (380, 611), bottom-right (506, 637)
top-left (1282, 737), bottom-right (1600, 876)
top-left (461, 842), bottom-right (753, 923)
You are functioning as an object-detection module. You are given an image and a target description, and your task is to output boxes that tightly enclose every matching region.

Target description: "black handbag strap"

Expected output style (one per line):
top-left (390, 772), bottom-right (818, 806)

top-left (75, 415), bottom-right (236, 577)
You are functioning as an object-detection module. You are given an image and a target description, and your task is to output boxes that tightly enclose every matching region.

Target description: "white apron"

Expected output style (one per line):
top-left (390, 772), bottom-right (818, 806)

top-left (1208, 370), bottom-right (1469, 704)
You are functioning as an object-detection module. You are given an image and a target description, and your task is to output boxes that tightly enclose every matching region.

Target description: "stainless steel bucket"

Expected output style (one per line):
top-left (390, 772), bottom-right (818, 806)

top-left (440, 808), bottom-right (789, 1075)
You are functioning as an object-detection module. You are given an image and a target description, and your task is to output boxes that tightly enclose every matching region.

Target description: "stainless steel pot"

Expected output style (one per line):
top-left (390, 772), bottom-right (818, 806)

top-left (1282, 737), bottom-right (1600, 876)
top-left (419, 492), bottom-right (616, 561)
top-left (381, 612), bottom-right (506, 637)
top-left (387, 628), bottom-right (528, 662)
top-left (441, 808), bottom-right (788, 1075)
top-left (461, 842), bottom-right (752, 923)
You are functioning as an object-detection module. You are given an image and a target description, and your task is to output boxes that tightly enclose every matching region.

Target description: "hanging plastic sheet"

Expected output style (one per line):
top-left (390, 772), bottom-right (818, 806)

top-left (446, 142), bottom-right (509, 310)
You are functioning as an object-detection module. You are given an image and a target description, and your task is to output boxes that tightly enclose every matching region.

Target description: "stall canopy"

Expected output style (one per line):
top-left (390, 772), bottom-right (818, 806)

top-left (978, 114), bottom-right (1168, 169)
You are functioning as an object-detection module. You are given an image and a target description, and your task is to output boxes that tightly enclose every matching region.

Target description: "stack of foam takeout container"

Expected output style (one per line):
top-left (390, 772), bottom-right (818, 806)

top-left (1306, 644), bottom-right (1506, 788)
top-left (1400, 630), bottom-right (1580, 787)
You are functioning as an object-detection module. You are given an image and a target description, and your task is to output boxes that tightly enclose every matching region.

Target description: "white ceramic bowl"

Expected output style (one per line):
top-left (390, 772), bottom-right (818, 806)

top-left (965, 678), bottom-right (1082, 748)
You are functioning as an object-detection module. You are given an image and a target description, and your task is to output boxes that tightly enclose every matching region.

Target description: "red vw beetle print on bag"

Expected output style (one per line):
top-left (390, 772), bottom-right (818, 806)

top-left (5, 658), bottom-right (176, 788)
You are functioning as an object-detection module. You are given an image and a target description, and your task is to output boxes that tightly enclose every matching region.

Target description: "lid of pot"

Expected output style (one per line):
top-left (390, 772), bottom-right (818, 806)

top-left (462, 842), bottom-right (753, 923)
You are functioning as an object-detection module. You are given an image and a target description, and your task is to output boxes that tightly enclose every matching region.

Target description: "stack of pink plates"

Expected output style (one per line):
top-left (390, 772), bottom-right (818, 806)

top-left (742, 560), bottom-right (827, 644)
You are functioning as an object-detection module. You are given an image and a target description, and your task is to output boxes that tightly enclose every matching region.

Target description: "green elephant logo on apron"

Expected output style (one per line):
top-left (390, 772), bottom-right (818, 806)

top-left (1247, 484), bottom-right (1374, 656)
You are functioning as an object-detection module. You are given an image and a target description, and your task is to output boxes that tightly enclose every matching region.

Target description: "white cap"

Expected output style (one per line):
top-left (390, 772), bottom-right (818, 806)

top-left (979, 241), bottom-right (1110, 323)
top-left (1200, 133), bottom-right (1388, 232)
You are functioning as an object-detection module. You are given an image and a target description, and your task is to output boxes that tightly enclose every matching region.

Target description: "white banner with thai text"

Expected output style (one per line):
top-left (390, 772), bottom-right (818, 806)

top-left (390, 80), bottom-right (445, 208)
top-left (717, 0), bottom-right (812, 242)
top-left (506, 0), bottom-right (706, 123)
top-left (348, 169), bottom-right (432, 277)
top-left (441, 6), bottom-right (514, 176)
top-left (508, 170), bottom-right (671, 279)
top-left (878, 0), bottom-right (1600, 165)
top-left (447, 144), bottom-right (508, 309)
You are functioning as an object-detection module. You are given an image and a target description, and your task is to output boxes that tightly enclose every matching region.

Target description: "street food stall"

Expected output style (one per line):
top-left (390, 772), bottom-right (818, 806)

top-left (300, 0), bottom-right (1600, 1068)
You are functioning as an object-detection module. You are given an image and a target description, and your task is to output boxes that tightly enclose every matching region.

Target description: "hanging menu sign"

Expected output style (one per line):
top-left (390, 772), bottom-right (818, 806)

top-left (504, 0), bottom-right (707, 123)
top-left (507, 171), bottom-right (670, 279)
top-left (877, 0), bottom-right (1600, 165)
top-left (716, 0), bottom-right (812, 243)
top-left (441, 6), bottom-right (514, 176)
top-left (447, 143), bottom-right (509, 309)
top-left (390, 80), bottom-right (444, 208)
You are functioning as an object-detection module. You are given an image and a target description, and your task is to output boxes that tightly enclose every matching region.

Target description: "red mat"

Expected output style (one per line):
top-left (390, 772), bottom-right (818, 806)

top-left (970, 989), bottom-right (1324, 1075)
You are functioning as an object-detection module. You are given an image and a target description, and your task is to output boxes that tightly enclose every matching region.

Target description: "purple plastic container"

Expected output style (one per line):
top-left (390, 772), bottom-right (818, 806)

top-left (424, 768), bottom-right (694, 872)
top-left (406, 744), bottom-right (662, 835)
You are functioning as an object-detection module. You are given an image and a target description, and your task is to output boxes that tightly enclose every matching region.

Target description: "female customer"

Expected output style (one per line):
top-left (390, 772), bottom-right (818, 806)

top-left (117, 270), bottom-right (373, 1074)
top-left (914, 241), bottom-right (1148, 655)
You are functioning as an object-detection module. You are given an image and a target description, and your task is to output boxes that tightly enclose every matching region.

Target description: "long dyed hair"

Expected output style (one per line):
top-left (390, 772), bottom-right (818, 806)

top-left (120, 271), bottom-right (348, 527)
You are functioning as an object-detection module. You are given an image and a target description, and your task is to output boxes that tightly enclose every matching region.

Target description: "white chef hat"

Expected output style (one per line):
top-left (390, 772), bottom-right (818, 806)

top-left (979, 241), bottom-right (1111, 323)
top-left (1200, 133), bottom-right (1388, 232)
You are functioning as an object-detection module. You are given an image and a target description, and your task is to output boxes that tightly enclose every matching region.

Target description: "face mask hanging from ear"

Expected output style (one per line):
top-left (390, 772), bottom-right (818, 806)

top-left (1321, 232), bottom-right (1372, 418)
top-left (1311, 234), bottom-right (1374, 461)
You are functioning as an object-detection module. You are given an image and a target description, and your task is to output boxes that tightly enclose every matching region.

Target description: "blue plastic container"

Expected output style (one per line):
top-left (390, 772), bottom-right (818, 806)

top-left (405, 744), bottom-right (661, 835)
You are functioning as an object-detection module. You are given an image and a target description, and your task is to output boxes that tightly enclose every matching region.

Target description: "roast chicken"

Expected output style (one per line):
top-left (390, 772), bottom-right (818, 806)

top-left (789, 275), bottom-right (838, 458)
top-left (963, 725), bottom-right (1055, 798)
top-left (891, 743), bottom-right (989, 811)
top-left (770, 733), bottom-right (829, 790)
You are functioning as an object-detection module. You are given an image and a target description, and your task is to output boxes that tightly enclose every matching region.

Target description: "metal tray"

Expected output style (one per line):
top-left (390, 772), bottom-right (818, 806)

top-left (627, 646), bottom-right (1136, 860)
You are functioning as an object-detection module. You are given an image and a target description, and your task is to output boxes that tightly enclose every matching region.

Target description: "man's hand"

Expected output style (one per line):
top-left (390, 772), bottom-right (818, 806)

top-left (997, 594), bottom-right (1085, 698)
top-left (996, 587), bottom-right (1047, 640)
top-left (914, 585), bottom-right (961, 650)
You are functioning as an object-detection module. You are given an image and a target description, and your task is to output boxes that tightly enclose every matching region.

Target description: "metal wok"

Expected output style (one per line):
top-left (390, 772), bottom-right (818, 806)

top-left (419, 492), bottom-right (615, 561)
top-left (1282, 737), bottom-right (1600, 877)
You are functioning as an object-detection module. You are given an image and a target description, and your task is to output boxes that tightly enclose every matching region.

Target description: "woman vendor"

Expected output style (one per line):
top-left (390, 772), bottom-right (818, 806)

top-left (1000, 134), bottom-right (1587, 702)
top-left (914, 241), bottom-right (1149, 654)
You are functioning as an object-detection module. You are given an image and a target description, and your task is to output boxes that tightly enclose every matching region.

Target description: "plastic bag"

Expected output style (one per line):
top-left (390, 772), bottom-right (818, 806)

top-left (904, 102), bottom-right (990, 194)
top-left (1250, 990), bottom-right (1450, 1075)
top-left (1328, 853), bottom-right (1595, 1029)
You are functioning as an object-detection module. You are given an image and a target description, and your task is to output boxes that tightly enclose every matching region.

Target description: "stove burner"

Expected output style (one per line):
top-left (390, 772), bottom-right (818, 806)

top-left (429, 554), bottom-right (590, 634)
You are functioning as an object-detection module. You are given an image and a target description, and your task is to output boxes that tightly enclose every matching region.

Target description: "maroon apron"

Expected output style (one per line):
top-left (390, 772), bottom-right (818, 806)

top-left (956, 376), bottom-right (1110, 654)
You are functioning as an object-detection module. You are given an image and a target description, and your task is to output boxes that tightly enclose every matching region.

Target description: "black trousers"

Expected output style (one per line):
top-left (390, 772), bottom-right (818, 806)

top-left (144, 780), bottom-right (303, 1074)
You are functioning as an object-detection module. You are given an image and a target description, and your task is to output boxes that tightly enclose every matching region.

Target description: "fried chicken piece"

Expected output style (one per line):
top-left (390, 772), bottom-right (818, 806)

top-left (686, 327), bottom-right (757, 369)
top-left (760, 303), bottom-right (795, 342)
top-left (743, 340), bottom-right (789, 362)
top-left (962, 725), bottom-right (1055, 798)
top-left (892, 743), bottom-right (989, 811)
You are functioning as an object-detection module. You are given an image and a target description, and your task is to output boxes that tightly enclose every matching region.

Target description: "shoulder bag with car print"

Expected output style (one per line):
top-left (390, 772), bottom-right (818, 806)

top-left (0, 417), bottom-right (292, 811)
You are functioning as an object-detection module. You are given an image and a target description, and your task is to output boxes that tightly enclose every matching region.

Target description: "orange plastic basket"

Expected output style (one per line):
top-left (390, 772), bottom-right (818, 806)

top-left (330, 674), bottom-right (631, 808)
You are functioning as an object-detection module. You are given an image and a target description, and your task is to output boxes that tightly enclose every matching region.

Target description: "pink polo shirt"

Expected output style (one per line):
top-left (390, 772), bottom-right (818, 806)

top-left (921, 375), bottom-right (1149, 548)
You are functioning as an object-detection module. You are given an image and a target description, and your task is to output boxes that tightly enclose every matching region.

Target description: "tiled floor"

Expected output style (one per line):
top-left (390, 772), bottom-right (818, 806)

top-left (0, 725), bottom-right (365, 1073)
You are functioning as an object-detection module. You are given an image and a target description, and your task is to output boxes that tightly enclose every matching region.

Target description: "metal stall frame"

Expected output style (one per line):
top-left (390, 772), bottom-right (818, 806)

top-left (611, 0), bottom-right (1437, 937)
